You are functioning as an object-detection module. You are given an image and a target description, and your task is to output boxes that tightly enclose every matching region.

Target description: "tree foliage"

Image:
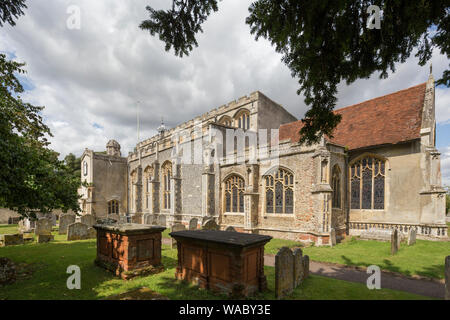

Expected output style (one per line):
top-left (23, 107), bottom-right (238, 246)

top-left (140, 0), bottom-right (450, 144)
top-left (0, 0), bottom-right (27, 27)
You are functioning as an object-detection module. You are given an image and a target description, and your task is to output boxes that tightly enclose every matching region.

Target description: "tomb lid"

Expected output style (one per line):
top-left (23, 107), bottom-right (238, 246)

top-left (93, 223), bottom-right (166, 235)
top-left (170, 230), bottom-right (272, 247)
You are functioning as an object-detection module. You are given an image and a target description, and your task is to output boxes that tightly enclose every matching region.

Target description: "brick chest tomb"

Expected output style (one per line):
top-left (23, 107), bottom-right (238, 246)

top-left (93, 223), bottom-right (165, 279)
top-left (170, 230), bottom-right (272, 297)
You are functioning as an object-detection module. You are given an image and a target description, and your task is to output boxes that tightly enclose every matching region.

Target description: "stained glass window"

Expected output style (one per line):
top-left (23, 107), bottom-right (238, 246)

top-left (350, 156), bottom-right (385, 210)
top-left (162, 161), bottom-right (172, 209)
top-left (264, 168), bottom-right (294, 214)
top-left (332, 165), bottom-right (341, 209)
top-left (224, 175), bottom-right (245, 213)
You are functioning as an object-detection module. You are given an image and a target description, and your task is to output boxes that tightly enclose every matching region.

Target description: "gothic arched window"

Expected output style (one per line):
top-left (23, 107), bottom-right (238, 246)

top-left (83, 161), bottom-right (88, 176)
top-left (350, 156), bottom-right (385, 210)
top-left (144, 166), bottom-right (153, 209)
top-left (219, 115), bottom-right (233, 127)
top-left (332, 165), bottom-right (341, 209)
top-left (162, 161), bottom-right (172, 210)
top-left (108, 200), bottom-right (119, 215)
top-left (224, 175), bottom-right (245, 213)
top-left (264, 168), bottom-right (294, 214)
top-left (235, 110), bottom-right (250, 130)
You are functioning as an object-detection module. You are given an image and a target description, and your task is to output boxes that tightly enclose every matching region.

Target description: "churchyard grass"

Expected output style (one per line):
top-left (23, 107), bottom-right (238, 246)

top-left (0, 224), bottom-right (19, 235)
top-left (0, 235), bottom-right (432, 300)
top-left (302, 237), bottom-right (450, 280)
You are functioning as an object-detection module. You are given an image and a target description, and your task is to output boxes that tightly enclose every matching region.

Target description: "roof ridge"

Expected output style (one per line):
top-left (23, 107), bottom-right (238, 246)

top-left (335, 82), bottom-right (426, 113)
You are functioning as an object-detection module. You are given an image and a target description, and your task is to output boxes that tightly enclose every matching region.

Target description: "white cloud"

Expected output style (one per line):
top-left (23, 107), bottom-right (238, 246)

top-left (1, 0), bottom-right (449, 160)
top-left (441, 147), bottom-right (450, 187)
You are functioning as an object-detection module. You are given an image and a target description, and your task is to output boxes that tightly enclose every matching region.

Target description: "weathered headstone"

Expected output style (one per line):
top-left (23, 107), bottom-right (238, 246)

top-left (158, 215), bottom-right (166, 227)
top-left (302, 255), bottom-right (310, 280)
top-left (35, 218), bottom-right (52, 236)
top-left (275, 247), bottom-right (294, 299)
top-left (0, 234), bottom-right (24, 247)
top-left (329, 228), bottom-right (336, 247)
top-left (391, 228), bottom-right (399, 255)
top-left (132, 213), bottom-right (143, 224)
top-left (171, 223), bottom-right (186, 249)
top-left (59, 213), bottom-right (76, 234)
top-left (143, 213), bottom-right (155, 225)
top-left (189, 218), bottom-right (198, 230)
top-left (81, 214), bottom-right (96, 228)
top-left (87, 227), bottom-right (96, 239)
top-left (225, 226), bottom-right (237, 232)
top-left (407, 228), bottom-right (416, 246)
top-left (67, 222), bottom-right (89, 241)
top-left (96, 217), bottom-right (117, 225)
top-left (293, 248), bottom-right (304, 287)
top-left (202, 219), bottom-right (219, 231)
top-left (445, 256), bottom-right (450, 300)
top-left (360, 228), bottom-right (393, 241)
top-left (37, 234), bottom-right (54, 243)
top-left (18, 218), bottom-right (35, 233)
top-left (0, 257), bottom-right (16, 285)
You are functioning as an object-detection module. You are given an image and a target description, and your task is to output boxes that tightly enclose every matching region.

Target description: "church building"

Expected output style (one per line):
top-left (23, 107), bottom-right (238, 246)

top-left (78, 73), bottom-right (447, 245)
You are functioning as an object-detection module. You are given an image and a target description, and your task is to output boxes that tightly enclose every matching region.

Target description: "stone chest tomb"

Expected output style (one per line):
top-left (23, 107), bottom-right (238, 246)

top-left (170, 230), bottom-right (272, 297)
top-left (93, 223), bottom-right (165, 279)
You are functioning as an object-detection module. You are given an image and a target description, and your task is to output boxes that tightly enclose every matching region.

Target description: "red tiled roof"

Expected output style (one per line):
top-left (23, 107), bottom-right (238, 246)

top-left (279, 83), bottom-right (427, 151)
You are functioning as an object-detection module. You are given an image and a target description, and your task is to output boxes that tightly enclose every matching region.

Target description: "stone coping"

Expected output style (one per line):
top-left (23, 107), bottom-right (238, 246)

top-left (170, 230), bottom-right (272, 247)
top-left (93, 223), bottom-right (166, 235)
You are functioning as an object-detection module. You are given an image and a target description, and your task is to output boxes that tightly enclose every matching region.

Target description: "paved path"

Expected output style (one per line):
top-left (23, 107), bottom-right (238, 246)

top-left (264, 255), bottom-right (444, 299)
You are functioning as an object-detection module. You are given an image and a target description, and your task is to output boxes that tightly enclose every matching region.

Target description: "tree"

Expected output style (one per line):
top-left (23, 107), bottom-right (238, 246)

top-left (140, 0), bottom-right (450, 144)
top-left (0, 1), bottom-right (81, 218)
top-left (0, 0), bottom-right (27, 27)
top-left (64, 153), bottom-right (81, 183)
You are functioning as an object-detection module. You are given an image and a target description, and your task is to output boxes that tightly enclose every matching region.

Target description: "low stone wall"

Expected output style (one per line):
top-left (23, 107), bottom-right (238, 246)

top-left (0, 208), bottom-right (20, 224)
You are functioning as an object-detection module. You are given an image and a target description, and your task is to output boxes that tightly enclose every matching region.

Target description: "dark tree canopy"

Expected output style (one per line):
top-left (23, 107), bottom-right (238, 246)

top-left (140, 0), bottom-right (450, 145)
top-left (0, 0), bottom-right (27, 27)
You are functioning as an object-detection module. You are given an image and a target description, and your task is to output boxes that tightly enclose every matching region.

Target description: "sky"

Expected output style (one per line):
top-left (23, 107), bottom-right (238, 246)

top-left (1, 0), bottom-right (449, 186)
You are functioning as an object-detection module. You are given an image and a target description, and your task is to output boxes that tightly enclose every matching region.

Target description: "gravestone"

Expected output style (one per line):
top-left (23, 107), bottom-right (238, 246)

top-left (225, 226), bottom-right (237, 232)
top-left (360, 228), bottom-right (393, 241)
top-left (18, 218), bottom-right (35, 233)
top-left (87, 227), bottom-right (96, 239)
top-left (407, 228), bottom-right (416, 246)
top-left (67, 222), bottom-right (89, 241)
top-left (293, 248), bottom-right (304, 287)
top-left (0, 234), bottom-right (24, 247)
top-left (302, 255), bottom-right (310, 280)
top-left (96, 217), bottom-right (117, 225)
top-left (37, 234), bottom-right (54, 243)
top-left (143, 213), bottom-right (155, 225)
top-left (35, 218), bottom-right (52, 236)
top-left (189, 218), bottom-right (198, 230)
top-left (202, 219), bottom-right (219, 231)
top-left (445, 256), bottom-right (449, 300)
top-left (158, 215), bottom-right (166, 227)
top-left (59, 213), bottom-right (76, 234)
top-left (275, 247), bottom-right (294, 299)
top-left (170, 223), bottom-right (186, 249)
top-left (391, 228), bottom-right (399, 255)
top-left (81, 214), bottom-right (96, 228)
top-left (132, 213), bottom-right (143, 224)
top-left (329, 228), bottom-right (336, 247)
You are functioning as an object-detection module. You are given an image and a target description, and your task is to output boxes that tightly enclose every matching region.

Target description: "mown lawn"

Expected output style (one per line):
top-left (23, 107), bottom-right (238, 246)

top-left (0, 233), bottom-right (431, 300)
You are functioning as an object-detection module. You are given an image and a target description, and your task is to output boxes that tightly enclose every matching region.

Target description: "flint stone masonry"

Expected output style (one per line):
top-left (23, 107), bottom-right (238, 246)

top-left (275, 247), bottom-right (294, 299)
top-left (189, 218), bottom-right (198, 230)
top-left (0, 234), bottom-right (24, 247)
top-left (81, 214), bottom-right (96, 228)
top-left (170, 223), bottom-right (186, 249)
top-left (391, 229), bottom-right (399, 255)
top-left (59, 213), bottom-right (76, 234)
top-left (67, 222), bottom-right (89, 241)
top-left (202, 219), bottom-right (219, 230)
top-left (35, 218), bottom-right (52, 236)
top-left (38, 234), bottom-right (54, 243)
top-left (407, 228), bottom-right (417, 246)
top-left (171, 230), bottom-right (272, 298)
top-left (94, 223), bottom-right (166, 280)
top-left (445, 256), bottom-right (449, 300)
